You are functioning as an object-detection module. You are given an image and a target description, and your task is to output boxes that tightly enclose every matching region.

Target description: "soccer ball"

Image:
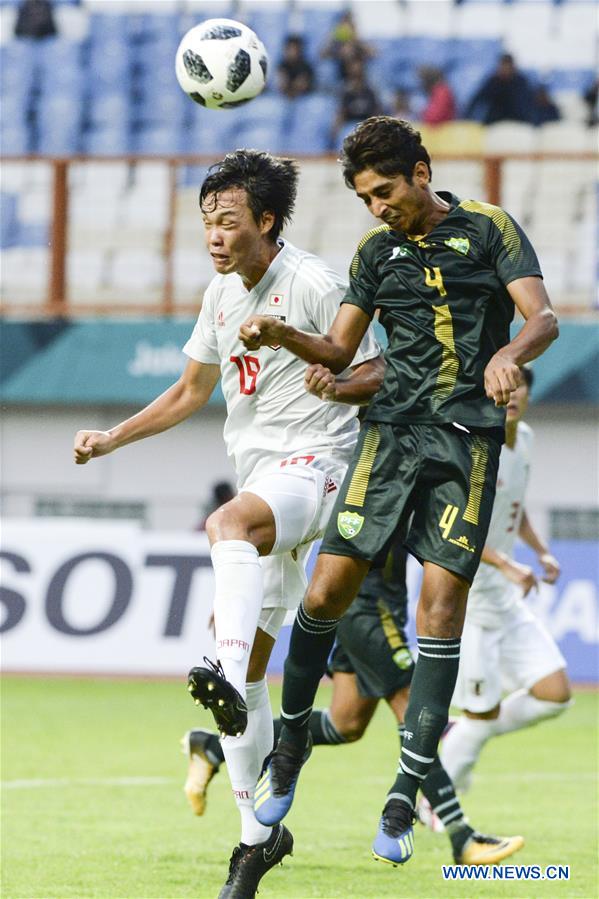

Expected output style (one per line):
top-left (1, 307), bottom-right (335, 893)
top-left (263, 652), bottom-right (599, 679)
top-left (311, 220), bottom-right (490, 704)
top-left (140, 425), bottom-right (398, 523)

top-left (175, 18), bottom-right (268, 110)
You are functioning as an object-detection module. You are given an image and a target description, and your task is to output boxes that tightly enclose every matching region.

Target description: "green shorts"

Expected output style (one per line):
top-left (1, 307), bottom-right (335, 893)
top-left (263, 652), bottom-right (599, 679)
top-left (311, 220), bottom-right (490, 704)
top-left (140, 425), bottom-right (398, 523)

top-left (330, 596), bottom-right (415, 698)
top-left (320, 421), bottom-right (501, 584)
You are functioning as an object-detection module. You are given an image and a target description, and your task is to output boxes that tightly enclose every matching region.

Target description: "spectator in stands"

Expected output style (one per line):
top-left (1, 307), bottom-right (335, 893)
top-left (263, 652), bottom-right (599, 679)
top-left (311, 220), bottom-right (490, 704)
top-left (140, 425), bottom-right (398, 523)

top-left (14, 0), bottom-right (56, 39)
top-left (531, 85), bottom-right (560, 126)
top-left (391, 89), bottom-right (414, 121)
top-left (277, 35), bottom-right (315, 99)
top-left (331, 58), bottom-right (382, 145)
top-left (583, 79), bottom-right (598, 126)
top-left (321, 9), bottom-right (375, 81)
top-left (419, 66), bottom-right (456, 125)
top-left (465, 53), bottom-right (535, 125)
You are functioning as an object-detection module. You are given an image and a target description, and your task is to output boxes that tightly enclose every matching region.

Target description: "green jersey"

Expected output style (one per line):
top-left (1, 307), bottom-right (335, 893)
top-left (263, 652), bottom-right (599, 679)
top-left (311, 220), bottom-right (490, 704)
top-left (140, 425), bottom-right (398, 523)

top-left (344, 192), bottom-right (542, 430)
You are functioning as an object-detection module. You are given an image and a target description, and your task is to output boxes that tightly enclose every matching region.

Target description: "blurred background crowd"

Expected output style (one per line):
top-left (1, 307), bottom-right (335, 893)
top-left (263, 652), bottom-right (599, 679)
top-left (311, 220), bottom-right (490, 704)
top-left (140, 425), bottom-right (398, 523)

top-left (1, 0), bottom-right (597, 156)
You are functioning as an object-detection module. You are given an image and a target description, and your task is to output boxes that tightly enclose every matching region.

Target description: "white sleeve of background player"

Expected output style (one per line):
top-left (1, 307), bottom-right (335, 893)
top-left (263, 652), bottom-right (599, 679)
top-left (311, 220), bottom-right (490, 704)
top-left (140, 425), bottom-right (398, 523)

top-left (183, 283), bottom-right (220, 364)
top-left (308, 285), bottom-right (380, 366)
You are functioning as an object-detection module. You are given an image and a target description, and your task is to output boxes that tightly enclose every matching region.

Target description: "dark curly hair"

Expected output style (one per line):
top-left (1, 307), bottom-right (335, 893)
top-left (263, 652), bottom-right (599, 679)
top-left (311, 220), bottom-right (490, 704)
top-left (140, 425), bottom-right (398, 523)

top-left (341, 116), bottom-right (432, 187)
top-left (200, 149), bottom-right (299, 241)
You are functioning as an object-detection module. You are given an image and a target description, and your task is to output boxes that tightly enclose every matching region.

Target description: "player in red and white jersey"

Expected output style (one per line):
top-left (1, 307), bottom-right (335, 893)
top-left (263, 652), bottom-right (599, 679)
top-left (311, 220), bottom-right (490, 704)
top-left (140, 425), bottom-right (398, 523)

top-left (74, 150), bottom-right (382, 897)
top-left (184, 236), bottom-right (372, 489)
top-left (438, 366), bottom-right (571, 796)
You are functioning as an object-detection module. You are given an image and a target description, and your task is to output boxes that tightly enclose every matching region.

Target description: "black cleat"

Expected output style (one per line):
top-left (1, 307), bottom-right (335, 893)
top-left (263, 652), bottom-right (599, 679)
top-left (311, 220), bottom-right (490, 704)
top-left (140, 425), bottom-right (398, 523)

top-left (218, 824), bottom-right (294, 899)
top-left (187, 658), bottom-right (248, 737)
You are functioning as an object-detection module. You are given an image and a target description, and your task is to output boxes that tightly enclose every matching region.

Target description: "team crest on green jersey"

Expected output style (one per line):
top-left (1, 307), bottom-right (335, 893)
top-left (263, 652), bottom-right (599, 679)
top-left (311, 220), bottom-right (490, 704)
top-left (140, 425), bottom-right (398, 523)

top-left (390, 246), bottom-right (414, 260)
top-left (445, 236), bottom-right (470, 255)
top-left (337, 510), bottom-right (365, 539)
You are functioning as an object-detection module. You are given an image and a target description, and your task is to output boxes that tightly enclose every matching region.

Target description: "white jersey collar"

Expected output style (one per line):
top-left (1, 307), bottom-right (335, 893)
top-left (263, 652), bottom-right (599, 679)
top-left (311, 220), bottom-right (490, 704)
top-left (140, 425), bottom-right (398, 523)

top-left (245, 238), bottom-right (289, 299)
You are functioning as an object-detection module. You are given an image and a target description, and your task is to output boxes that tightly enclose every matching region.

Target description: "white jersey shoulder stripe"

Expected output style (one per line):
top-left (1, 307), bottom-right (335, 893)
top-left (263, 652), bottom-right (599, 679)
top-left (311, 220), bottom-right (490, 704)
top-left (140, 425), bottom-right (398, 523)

top-left (281, 256), bottom-right (342, 297)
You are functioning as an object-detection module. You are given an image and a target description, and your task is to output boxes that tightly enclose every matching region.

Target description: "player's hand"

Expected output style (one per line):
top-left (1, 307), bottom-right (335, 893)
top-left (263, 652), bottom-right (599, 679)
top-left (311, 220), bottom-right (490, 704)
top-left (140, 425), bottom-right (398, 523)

top-left (239, 315), bottom-right (282, 350)
top-left (499, 557), bottom-right (538, 596)
top-left (484, 352), bottom-right (522, 407)
top-left (304, 363), bottom-right (337, 401)
top-left (73, 430), bottom-right (116, 464)
top-left (539, 552), bottom-right (560, 584)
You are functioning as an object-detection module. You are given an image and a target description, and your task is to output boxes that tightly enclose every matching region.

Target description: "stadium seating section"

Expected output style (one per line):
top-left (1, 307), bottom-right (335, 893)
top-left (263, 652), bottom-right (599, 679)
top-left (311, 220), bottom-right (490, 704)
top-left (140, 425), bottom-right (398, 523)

top-left (1, 0), bottom-right (597, 310)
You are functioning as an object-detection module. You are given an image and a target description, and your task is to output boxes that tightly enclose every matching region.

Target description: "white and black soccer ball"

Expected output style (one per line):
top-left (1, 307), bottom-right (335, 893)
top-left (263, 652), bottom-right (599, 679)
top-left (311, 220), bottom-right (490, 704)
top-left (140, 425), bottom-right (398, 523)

top-left (175, 18), bottom-right (268, 110)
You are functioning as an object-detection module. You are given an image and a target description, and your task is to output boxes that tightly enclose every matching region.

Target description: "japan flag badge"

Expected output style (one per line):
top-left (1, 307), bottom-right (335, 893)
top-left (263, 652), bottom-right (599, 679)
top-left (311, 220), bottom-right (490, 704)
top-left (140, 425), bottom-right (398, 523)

top-left (269, 293), bottom-right (284, 307)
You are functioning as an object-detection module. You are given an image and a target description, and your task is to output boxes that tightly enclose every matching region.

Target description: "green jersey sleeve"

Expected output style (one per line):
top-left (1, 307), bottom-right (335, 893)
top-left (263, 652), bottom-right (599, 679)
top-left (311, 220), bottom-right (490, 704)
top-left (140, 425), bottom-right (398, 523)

top-left (342, 225), bottom-right (390, 318)
top-left (460, 200), bottom-right (542, 287)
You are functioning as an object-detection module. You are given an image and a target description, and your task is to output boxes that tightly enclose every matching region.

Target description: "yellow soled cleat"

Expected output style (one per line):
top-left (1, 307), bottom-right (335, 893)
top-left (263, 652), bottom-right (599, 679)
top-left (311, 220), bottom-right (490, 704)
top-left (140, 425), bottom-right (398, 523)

top-left (458, 833), bottom-right (525, 866)
top-left (181, 730), bottom-right (221, 817)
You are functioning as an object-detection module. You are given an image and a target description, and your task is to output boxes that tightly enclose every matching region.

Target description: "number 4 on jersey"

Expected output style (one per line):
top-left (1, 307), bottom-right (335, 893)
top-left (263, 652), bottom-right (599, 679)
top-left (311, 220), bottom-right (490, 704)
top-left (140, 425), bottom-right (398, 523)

top-left (231, 355), bottom-right (260, 395)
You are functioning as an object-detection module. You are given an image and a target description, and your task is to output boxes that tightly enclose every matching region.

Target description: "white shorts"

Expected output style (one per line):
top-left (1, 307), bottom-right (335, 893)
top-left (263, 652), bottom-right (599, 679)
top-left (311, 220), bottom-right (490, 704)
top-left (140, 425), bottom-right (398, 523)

top-left (241, 454), bottom-right (346, 635)
top-left (452, 598), bottom-right (567, 713)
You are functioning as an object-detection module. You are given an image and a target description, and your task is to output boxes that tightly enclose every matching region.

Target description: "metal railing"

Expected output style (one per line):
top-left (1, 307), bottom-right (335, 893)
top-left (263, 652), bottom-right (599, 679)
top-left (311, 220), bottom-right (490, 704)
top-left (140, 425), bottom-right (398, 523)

top-left (1, 152), bottom-right (597, 317)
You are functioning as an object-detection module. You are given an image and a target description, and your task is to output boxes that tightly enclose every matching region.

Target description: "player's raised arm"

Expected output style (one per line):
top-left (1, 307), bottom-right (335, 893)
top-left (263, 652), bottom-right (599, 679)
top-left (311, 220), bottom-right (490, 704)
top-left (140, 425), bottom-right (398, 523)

top-left (239, 303), bottom-right (372, 374)
top-left (73, 359), bottom-right (220, 464)
top-left (484, 277), bottom-right (558, 407)
top-left (304, 354), bottom-right (385, 405)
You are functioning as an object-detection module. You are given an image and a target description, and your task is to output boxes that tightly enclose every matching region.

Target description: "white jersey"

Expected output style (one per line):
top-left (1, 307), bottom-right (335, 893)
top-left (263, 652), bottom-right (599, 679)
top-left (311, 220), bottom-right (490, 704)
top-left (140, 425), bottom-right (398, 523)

top-left (184, 240), bottom-right (380, 487)
top-left (467, 422), bottom-right (534, 628)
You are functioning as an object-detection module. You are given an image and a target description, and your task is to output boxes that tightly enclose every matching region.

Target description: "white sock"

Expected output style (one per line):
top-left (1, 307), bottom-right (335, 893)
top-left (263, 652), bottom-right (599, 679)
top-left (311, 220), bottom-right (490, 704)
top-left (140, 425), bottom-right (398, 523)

top-left (494, 688), bottom-right (571, 735)
top-left (221, 678), bottom-right (273, 845)
top-left (211, 540), bottom-right (262, 699)
top-left (440, 717), bottom-right (496, 791)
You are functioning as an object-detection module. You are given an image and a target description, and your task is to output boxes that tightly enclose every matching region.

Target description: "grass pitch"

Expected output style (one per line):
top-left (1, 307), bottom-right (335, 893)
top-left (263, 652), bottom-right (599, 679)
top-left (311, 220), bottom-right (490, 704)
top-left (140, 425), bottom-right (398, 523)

top-left (1, 677), bottom-right (597, 898)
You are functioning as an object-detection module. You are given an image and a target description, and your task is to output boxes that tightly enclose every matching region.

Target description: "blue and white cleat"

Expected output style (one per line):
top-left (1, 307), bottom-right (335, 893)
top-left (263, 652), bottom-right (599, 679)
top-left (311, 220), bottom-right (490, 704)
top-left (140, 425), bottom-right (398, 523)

top-left (254, 733), bottom-right (313, 826)
top-left (372, 798), bottom-right (415, 866)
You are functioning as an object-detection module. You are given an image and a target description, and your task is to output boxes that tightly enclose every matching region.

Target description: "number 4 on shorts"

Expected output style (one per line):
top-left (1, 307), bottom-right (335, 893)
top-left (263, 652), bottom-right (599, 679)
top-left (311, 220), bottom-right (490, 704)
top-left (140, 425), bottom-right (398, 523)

top-left (439, 503), bottom-right (459, 539)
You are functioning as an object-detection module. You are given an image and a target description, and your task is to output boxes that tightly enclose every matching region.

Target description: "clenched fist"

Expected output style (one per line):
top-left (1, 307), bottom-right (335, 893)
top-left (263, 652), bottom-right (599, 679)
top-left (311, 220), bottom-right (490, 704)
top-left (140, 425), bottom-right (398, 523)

top-left (304, 363), bottom-right (337, 402)
top-left (73, 430), bottom-right (116, 465)
top-left (484, 352), bottom-right (522, 407)
top-left (239, 315), bottom-right (284, 350)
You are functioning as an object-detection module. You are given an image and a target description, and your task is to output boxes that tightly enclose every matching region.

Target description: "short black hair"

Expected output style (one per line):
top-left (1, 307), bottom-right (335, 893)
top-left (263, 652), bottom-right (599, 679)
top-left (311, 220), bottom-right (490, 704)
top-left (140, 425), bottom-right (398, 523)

top-left (521, 365), bottom-right (534, 390)
top-left (200, 149), bottom-right (299, 241)
top-left (341, 116), bottom-right (432, 187)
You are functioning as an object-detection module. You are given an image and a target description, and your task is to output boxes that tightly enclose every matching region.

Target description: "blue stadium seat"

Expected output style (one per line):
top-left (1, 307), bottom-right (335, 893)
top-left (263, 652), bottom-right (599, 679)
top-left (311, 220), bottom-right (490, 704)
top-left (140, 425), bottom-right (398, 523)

top-left (1, 93), bottom-right (29, 128)
top-left (1, 39), bottom-right (36, 100)
top-left (89, 14), bottom-right (128, 43)
top-left (448, 38), bottom-right (503, 69)
top-left (178, 164), bottom-right (211, 188)
top-left (88, 94), bottom-right (130, 129)
top-left (133, 90), bottom-right (187, 128)
top-left (334, 119), bottom-right (361, 152)
top-left (133, 125), bottom-right (179, 155)
top-left (547, 69), bottom-right (596, 92)
top-left (0, 194), bottom-right (18, 248)
top-left (87, 38), bottom-right (132, 88)
top-left (37, 95), bottom-right (83, 149)
top-left (285, 93), bottom-right (338, 153)
top-left (81, 126), bottom-right (131, 156)
top-left (247, 8), bottom-right (289, 71)
top-left (1, 125), bottom-right (31, 155)
top-left (231, 94), bottom-right (289, 130)
top-left (15, 222), bottom-right (49, 247)
top-left (313, 58), bottom-right (339, 93)
top-left (130, 13), bottom-right (180, 44)
top-left (234, 122), bottom-right (285, 155)
top-left (183, 116), bottom-right (236, 155)
top-left (296, 8), bottom-right (341, 64)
